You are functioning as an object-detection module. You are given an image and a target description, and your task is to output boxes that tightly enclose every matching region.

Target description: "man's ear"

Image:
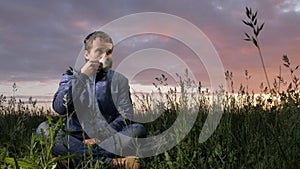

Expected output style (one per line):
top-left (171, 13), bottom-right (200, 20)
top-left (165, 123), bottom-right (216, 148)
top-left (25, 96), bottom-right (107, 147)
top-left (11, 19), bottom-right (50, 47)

top-left (83, 50), bottom-right (89, 60)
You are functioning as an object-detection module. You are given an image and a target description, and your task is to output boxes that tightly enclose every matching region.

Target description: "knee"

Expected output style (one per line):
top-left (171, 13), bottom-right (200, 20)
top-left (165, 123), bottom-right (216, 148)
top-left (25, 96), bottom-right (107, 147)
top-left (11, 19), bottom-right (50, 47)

top-left (131, 123), bottom-right (147, 138)
top-left (36, 121), bottom-right (53, 139)
top-left (36, 121), bottom-right (47, 136)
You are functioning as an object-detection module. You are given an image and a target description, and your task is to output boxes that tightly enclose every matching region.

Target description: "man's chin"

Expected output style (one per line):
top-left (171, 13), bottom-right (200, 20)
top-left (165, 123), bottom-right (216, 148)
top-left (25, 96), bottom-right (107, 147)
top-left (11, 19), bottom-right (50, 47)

top-left (97, 67), bottom-right (109, 73)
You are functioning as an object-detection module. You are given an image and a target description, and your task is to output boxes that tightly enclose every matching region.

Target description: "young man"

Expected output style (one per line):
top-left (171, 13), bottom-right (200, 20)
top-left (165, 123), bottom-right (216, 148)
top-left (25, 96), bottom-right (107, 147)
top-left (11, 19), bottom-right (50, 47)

top-left (36, 31), bottom-right (146, 168)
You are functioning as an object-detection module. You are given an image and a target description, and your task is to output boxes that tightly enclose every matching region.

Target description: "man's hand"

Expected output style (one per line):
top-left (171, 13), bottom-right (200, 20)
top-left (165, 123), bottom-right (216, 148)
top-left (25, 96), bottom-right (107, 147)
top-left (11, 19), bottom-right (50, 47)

top-left (81, 60), bottom-right (100, 76)
top-left (81, 53), bottom-right (105, 76)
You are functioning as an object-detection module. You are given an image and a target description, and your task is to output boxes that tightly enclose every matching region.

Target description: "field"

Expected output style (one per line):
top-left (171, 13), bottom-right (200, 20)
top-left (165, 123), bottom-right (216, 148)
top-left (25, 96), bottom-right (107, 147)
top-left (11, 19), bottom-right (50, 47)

top-left (0, 69), bottom-right (299, 169)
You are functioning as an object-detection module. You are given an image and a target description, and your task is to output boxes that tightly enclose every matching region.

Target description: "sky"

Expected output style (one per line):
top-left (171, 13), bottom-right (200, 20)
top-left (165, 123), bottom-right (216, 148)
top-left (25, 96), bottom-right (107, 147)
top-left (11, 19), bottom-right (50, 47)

top-left (0, 0), bottom-right (300, 101)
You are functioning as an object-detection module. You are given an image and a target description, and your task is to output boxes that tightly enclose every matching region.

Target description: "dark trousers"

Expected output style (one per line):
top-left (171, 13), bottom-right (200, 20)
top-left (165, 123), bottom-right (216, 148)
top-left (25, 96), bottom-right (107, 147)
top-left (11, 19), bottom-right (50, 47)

top-left (36, 121), bottom-right (147, 166)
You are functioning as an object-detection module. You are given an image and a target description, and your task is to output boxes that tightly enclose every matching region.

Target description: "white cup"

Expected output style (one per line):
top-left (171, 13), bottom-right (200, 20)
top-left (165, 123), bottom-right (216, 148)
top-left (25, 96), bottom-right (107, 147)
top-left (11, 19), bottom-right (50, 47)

top-left (99, 57), bottom-right (112, 69)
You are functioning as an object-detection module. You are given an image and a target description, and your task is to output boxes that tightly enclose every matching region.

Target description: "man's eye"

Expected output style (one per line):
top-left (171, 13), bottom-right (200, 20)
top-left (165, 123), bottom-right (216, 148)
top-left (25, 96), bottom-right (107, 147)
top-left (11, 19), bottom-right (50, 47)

top-left (96, 49), bottom-right (103, 54)
top-left (96, 49), bottom-right (104, 54)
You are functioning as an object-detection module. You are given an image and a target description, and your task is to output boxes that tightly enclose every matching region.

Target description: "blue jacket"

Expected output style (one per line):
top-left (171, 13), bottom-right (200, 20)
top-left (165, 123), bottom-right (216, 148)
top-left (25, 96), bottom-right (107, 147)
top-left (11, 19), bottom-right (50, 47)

top-left (52, 69), bottom-right (133, 140)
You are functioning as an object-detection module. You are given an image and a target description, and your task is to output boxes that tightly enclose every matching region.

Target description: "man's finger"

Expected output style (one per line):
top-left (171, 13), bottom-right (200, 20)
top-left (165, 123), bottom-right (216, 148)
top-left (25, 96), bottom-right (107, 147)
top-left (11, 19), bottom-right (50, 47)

top-left (89, 60), bottom-right (100, 64)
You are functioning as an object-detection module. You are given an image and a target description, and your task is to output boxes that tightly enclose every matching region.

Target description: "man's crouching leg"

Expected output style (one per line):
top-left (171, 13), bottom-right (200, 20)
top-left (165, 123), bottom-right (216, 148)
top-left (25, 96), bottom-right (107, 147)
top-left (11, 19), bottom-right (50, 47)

top-left (124, 123), bottom-right (147, 138)
top-left (36, 121), bottom-right (55, 140)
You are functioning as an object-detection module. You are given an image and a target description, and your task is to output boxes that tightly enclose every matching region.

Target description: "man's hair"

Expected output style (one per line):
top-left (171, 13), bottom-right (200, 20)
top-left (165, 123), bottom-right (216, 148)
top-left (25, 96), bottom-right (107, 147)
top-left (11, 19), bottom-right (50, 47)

top-left (84, 31), bottom-right (113, 52)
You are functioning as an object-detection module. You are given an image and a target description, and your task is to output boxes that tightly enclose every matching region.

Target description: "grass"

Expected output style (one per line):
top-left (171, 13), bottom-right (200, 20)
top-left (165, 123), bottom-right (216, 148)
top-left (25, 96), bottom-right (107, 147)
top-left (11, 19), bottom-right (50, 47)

top-left (0, 66), bottom-right (299, 168)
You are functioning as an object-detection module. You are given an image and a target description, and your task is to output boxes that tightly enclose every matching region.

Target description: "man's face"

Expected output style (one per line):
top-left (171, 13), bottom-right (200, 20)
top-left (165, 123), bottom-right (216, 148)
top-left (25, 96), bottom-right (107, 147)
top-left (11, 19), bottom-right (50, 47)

top-left (84, 37), bottom-right (113, 69)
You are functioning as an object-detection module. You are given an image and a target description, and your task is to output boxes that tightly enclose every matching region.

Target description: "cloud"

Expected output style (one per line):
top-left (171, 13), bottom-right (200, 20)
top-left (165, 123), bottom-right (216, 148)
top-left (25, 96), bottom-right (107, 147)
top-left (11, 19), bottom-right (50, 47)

top-left (0, 0), bottom-right (299, 95)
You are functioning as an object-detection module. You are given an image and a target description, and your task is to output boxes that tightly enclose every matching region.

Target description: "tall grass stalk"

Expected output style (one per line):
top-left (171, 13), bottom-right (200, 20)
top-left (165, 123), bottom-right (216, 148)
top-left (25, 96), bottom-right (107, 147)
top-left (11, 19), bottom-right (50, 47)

top-left (243, 7), bottom-right (271, 91)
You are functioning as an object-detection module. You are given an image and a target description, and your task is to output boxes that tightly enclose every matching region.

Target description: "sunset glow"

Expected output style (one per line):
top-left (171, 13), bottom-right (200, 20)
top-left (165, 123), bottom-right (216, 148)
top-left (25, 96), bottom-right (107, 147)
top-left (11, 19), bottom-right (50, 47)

top-left (1, 0), bottom-right (299, 105)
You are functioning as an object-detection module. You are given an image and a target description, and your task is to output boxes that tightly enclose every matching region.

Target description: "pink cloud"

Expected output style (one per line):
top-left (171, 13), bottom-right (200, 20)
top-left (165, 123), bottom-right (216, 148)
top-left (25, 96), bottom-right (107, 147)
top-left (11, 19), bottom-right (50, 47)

top-left (0, 0), bottom-right (299, 95)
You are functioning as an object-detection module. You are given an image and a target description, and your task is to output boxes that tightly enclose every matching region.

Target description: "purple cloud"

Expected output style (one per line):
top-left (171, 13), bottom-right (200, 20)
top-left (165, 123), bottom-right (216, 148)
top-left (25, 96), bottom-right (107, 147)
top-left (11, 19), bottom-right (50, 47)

top-left (0, 0), bottom-right (299, 94)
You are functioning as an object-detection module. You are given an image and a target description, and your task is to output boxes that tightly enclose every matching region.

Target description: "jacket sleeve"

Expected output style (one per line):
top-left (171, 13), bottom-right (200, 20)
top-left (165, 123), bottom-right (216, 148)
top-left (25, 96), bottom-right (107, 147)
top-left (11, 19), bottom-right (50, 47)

top-left (110, 76), bottom-right (133, 130)
top-left (52, 71), bottom-right (89, 115)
